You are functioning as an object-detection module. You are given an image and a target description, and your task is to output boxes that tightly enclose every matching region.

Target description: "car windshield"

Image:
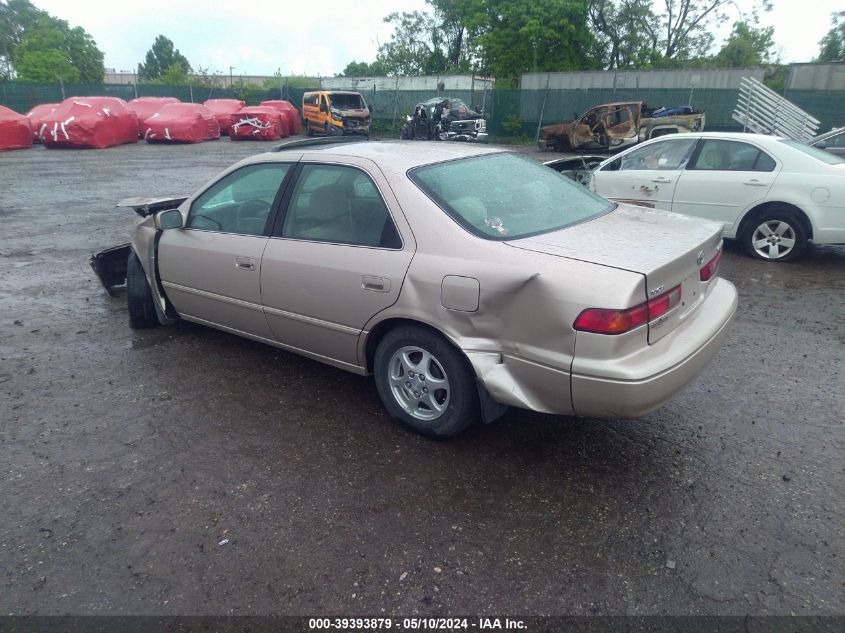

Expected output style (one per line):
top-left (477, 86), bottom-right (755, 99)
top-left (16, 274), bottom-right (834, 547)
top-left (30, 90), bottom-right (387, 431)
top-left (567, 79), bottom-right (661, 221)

top-left (781, 139), bottom-right (844, 165)
top-left (329, 94), bottom-right (365, 110)
top-left (410, 153), bottom-right (614, 240)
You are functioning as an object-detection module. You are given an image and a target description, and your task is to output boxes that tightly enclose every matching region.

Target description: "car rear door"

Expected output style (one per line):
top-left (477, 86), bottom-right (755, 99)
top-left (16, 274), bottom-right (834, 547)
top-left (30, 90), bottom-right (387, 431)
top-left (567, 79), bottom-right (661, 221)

top-left (671, 138), bottom-right (779, 233)
top-left (592, 137), bottom-right (698, 210)
top-left (260, 157), bottom-right (415, 369)
top-left (157, 162), bottom-right (293, 340)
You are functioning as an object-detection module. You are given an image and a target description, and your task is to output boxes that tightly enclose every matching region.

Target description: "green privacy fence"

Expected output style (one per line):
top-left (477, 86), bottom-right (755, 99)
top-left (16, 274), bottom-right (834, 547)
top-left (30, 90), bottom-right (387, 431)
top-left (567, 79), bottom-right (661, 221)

top-left (2, 80), bottom-right (843, 139)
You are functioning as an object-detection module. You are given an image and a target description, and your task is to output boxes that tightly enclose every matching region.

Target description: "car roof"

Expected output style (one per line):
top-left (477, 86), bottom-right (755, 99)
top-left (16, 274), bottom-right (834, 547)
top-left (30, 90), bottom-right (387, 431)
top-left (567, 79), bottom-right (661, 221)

top-left (642, 131), bottom-right (785, 143)
top-left (260, 140), bottom-right (504, 173)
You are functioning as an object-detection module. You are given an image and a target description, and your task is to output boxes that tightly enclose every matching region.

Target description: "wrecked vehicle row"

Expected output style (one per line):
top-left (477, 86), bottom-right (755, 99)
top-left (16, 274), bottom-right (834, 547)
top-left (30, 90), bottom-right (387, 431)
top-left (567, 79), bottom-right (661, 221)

top-left (93, 138), bottom-right (736, 439)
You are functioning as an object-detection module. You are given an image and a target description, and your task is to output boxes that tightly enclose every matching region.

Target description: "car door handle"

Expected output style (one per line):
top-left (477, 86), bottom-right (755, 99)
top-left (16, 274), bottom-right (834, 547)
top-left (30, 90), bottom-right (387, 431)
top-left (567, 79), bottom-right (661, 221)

top-left (234, 256), bottom-right (256, 271)
top-left (743, 179), bottom-right (768, 187)
top-left (362, 276), bottom-right (390, 292)
top-left (652, 177), bottom-right (673, 183)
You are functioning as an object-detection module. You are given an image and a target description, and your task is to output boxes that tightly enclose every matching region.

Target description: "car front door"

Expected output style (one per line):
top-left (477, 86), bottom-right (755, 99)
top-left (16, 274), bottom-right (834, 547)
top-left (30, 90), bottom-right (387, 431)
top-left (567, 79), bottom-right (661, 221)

top-left (572, 106), bottom-right (606, 150)
top-left (158, 162), bottom-right (293, 340)
top-left (260, 159), bottom-right (415, 369)
top-left (670, 138), bottom-right (779, 233)
top-left (601, 104), bottom-right (639, 150)
top-left (592, 137), bottom-right (698, 210)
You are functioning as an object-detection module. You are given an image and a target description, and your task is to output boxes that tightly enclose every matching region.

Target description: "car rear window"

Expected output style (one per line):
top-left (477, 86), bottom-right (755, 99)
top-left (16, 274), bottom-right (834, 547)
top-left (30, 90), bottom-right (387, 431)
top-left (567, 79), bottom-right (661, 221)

top-left (780, 139), bottom-right (844, 164)
top-left (410, 153), bottom-right (613, 240)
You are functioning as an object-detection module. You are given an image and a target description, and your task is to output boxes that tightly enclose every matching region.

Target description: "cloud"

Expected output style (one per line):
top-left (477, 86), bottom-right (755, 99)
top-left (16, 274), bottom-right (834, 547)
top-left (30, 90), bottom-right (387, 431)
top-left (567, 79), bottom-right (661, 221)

top-left (31, 0), bottom-right (417, 75)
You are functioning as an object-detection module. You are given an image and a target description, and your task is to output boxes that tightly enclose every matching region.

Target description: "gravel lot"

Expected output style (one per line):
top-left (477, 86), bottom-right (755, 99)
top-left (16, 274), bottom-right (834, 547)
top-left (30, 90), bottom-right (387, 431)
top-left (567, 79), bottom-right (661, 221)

top-left (1, 136), bottom-right (843, 616)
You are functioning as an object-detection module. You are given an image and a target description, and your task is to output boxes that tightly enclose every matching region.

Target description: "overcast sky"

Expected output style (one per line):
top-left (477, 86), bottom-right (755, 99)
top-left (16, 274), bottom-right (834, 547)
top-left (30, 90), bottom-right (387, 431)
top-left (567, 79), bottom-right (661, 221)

top-left (31, 0), bottom-right (843, 77)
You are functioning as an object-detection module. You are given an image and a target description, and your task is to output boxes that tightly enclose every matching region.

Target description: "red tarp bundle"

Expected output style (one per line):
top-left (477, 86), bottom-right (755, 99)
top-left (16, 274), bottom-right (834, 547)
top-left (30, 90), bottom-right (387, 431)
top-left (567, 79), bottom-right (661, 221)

top-left (259, 100), bottom-right (301, 134)
top-left (0, 105), bottom-right (33, 151)
top-left (128, 97), bottom-right (180, 136)
top-left (143, 103), bottom-right (220, 143)
top-left (203, 99), bottom-right (246, 135)
top-left (41, 97), bottom-right (138, 149)
top-left (25, 103), bottom-right (59, 142)
top-left (229, 106), bottom-right (289, 141)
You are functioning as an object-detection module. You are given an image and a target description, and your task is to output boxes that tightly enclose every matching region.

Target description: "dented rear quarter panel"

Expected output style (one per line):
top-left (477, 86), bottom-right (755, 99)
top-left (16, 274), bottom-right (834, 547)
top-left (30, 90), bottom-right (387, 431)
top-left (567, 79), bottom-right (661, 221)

top-left (359, 169), bottom-right (645, 414)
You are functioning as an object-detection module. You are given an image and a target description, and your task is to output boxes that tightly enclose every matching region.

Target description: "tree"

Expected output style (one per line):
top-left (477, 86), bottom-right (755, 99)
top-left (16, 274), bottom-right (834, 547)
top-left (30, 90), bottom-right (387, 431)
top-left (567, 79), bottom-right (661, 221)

top-left (816, 11), bottom-right (845, 62)
top-left (588, 0), bottom-right (661, 68)
top-left (375, 11), bottom-right (445, 75)
top-left (589, 0), bottom-right (738, 68)
top-left (468, 0), bottom-right (600, 84)
top-left (0, 0), bottom-right (104, 82)
top-left (713, 21), bottom-right (776, 67)
top-left (138, 35), bottom-right (191, 81)
top-left (426, 0), bottom-right (479, 72)
top-left (15, 47), bottom-right (78, 82)
top-left (156, 62), bottom-right (190, 85)
top-left (340, 60), bottom-right (388, 76)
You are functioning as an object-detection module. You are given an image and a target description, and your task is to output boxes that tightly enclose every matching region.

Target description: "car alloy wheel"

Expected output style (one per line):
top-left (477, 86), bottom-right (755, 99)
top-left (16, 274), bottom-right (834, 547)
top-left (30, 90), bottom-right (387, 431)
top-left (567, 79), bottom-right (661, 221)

top-left (388, 346), bottom-right (450, 421)
top-left (374, 325), bottom-right (479, 438)
top-left (751, 219), bottom-right (797, 260)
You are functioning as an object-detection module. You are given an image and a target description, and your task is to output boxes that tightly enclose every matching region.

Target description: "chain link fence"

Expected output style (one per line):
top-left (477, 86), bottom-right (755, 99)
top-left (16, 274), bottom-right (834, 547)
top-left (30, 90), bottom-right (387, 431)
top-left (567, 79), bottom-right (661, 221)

top-left (2, 80), bottom-right (843, 140)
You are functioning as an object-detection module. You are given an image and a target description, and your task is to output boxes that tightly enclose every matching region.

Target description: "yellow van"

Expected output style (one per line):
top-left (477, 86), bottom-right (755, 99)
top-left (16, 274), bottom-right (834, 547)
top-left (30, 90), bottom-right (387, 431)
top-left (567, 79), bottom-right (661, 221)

top-left (302, 91), bottom-right (371, 138)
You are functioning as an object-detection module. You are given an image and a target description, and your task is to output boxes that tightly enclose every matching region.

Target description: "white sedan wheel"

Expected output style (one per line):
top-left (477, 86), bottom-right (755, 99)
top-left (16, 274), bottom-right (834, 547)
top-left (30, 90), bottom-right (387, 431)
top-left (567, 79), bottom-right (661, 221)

top-left (751, 219), bottom-right (797, 260)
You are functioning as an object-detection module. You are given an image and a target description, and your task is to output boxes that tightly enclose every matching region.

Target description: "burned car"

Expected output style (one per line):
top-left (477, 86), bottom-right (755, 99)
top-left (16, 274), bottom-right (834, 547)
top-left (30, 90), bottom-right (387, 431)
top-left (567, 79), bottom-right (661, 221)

top-left (539, 101), bottom-right (705, 153)
top-left (400, 97), bottom-right (488, 143)
top-left (92, 138), bottom-right (736, 439)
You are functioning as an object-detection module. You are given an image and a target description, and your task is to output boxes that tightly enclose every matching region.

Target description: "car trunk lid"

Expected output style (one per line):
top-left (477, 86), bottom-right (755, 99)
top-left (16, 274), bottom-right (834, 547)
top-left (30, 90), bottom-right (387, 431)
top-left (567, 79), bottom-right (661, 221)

top-left (506, 204), bottom-right (723, 343)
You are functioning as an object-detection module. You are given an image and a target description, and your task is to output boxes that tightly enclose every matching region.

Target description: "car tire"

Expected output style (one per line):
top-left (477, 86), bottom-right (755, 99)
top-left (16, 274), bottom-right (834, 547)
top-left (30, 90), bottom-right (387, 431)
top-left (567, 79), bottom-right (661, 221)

top-left (374, 325), bottom-right (480, 439)
top-left (305, 120), bottom-right (312, 136)
top-left (743, 207), bottom-right (808, 262)
top-left (127, 249), bottom-right (159, 329)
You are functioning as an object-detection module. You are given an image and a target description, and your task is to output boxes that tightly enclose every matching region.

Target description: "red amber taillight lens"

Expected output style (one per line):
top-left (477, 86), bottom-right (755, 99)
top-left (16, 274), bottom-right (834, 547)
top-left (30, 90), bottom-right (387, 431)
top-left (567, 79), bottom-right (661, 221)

top-left (574, 285), bottom-right (682, 335)
top-left (699, 250), bottom-right (722, 282)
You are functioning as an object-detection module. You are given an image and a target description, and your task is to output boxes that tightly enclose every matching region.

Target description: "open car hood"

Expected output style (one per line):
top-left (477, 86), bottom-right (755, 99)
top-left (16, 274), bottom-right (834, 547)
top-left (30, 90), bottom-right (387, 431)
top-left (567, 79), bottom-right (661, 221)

top-left (116, 196), bottom-right (188, 217)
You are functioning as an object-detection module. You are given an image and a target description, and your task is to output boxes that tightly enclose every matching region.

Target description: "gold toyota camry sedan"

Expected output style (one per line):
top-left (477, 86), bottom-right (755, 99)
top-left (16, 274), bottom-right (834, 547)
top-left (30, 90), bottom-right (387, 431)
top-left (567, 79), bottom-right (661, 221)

top-left (93, 139), bottom-right (737, 438)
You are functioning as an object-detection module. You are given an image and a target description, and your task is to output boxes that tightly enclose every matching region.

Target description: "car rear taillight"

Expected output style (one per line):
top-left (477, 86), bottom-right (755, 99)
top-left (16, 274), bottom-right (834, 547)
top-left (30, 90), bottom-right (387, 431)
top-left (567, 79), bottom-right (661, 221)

top-left (699, 250), bottom-right (722, 282)
top-left (574, 285), bottom-right (682, 335)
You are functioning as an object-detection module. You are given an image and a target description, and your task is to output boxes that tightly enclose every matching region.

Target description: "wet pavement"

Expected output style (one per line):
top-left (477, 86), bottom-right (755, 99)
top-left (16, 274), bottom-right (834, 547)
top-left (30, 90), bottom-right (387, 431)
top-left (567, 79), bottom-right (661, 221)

top-left (1, 138), bottom-right (843, 616)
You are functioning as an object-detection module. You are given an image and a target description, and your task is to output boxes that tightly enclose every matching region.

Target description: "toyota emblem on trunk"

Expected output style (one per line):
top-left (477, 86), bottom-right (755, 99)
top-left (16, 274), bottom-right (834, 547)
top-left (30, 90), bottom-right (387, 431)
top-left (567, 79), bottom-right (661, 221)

top-left (697, 251), bottom-right (705, 266)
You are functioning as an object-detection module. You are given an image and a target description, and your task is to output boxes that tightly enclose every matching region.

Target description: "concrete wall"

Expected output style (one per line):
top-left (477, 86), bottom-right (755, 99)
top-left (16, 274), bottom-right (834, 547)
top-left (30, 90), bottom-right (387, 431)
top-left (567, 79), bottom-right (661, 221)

top-left (320, 75), bottom-right (494, 92)
top-left (788, 63), bottom-right (845, 91)
top-left (520, 68), bottom-right (765, 90)
top-left (102, 72), bottom-right (314, 87)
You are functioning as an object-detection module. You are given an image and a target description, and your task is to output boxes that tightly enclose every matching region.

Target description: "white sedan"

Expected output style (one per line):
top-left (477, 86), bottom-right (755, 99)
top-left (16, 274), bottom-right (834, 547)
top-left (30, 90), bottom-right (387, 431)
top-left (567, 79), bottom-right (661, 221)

top-left (590, 132), bottom-right (845, 261)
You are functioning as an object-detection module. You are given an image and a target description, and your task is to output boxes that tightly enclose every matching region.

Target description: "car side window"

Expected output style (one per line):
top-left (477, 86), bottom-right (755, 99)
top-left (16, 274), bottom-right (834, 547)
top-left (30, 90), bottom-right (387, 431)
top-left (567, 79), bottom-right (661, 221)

top-left (187, 163), bottom-right (290, 236)
top-left (281, 164), bottom-right (402, 249)
top-left (690, 139), bottom-right (776, 172)
top-left (618, 138), bottom-right (697, 171)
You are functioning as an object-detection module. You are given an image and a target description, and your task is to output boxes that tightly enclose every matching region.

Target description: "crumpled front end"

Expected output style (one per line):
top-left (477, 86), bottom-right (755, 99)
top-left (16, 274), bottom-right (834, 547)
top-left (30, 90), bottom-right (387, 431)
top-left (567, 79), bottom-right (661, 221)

top-left (446, 118), bottom-right (488, 143)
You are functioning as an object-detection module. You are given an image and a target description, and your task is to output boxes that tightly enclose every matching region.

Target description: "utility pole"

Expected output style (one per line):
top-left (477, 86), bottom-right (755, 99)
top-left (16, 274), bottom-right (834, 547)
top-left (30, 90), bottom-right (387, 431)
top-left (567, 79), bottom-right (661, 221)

top-left (229, 66), bottom-right (235, 87)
